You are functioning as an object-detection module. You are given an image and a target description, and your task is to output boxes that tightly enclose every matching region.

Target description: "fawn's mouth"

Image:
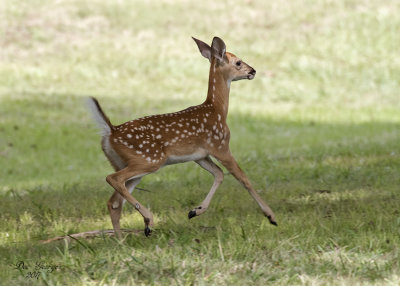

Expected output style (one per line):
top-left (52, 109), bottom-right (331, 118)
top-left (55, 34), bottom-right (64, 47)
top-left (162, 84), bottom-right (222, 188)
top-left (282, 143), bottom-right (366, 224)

top-left (248, 68), bottom-right (256, 80)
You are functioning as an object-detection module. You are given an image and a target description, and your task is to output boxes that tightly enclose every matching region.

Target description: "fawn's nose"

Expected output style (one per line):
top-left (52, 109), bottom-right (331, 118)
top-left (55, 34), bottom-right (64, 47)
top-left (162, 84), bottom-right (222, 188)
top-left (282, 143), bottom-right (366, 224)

top-left (248, 68), bottom-right (256, 80)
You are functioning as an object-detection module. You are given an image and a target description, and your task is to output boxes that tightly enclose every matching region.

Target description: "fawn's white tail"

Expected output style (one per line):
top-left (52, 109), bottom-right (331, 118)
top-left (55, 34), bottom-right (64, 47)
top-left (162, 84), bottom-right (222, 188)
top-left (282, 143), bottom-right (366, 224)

top-left (86, 97), bottom-right (114, 136)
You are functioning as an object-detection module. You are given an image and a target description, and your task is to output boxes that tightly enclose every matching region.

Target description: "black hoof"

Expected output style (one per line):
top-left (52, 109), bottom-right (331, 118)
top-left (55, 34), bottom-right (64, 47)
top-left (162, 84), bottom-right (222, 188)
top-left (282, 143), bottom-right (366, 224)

top-left (266, 215), bottom-right (278, 226)
top-left (188, 210), bottom-right (196, 219)
top-left (144, 227), bottom-right (152, 237)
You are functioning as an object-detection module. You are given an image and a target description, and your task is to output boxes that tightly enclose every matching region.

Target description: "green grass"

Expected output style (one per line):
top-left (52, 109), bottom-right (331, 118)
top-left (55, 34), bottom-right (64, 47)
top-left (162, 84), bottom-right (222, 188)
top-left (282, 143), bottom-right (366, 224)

top-left (1, 0), bottom-right (400, 284)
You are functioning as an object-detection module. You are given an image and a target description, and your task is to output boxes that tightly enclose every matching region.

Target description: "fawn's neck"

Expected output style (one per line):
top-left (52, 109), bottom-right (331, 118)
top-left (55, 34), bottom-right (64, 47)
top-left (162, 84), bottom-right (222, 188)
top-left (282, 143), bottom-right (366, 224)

top-left (204, 60), bottom-right (230, 120)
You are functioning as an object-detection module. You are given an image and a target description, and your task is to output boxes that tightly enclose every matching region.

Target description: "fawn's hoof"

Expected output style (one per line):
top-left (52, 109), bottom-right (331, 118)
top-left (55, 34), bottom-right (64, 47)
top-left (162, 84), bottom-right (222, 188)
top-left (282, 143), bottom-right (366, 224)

top-left (267, 215), bottom-right (278, 226)
top-left (188, 210), bottom-right (196, 219)
top-left (144, 227), bottom-right (152, 237)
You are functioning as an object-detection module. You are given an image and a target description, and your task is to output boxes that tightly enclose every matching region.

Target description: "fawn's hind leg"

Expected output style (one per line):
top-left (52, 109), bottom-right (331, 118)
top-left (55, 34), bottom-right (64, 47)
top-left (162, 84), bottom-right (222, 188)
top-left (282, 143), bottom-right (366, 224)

top-left (107, 178), bottom-right (141, 237)
top-left (106, 164), bottom-right (160, 236)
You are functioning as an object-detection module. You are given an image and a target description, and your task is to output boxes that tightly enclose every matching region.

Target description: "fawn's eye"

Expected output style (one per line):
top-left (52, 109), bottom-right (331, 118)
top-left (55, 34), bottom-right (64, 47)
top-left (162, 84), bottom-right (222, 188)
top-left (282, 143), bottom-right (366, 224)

top-left (236, 61), bottom-right (242, 67)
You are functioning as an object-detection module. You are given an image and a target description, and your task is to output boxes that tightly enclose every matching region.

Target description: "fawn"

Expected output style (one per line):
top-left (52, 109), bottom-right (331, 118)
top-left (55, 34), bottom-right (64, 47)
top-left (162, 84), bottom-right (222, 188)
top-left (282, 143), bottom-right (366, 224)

top-left (87, 37), bottom-right (277, 237)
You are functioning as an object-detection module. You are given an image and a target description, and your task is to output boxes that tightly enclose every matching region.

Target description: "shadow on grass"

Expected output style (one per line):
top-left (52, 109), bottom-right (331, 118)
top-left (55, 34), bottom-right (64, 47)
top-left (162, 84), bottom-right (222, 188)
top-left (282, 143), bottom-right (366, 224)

top-left (1, 91), bottom-right (399, 188)
top-left (1, 91), bottom-right (399, 250)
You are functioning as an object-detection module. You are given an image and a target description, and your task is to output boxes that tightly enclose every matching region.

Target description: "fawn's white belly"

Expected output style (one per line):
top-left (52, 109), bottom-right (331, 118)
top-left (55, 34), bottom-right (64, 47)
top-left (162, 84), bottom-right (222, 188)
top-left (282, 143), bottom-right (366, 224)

top-left (165, 150), bottom-right (207, 165)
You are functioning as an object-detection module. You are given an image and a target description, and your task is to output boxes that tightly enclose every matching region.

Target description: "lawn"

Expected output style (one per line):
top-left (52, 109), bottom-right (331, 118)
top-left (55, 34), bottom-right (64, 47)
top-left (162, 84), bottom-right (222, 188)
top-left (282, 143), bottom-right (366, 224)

top-left (1, 0), bottom-right (399, 285)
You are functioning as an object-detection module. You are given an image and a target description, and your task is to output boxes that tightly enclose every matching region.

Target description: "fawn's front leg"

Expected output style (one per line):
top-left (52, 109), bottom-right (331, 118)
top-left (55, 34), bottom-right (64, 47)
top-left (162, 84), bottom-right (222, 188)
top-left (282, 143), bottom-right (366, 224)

top-left (188, 156), bottom-right (224, 219)
top-left (213, 151), bottom-right (277, 225)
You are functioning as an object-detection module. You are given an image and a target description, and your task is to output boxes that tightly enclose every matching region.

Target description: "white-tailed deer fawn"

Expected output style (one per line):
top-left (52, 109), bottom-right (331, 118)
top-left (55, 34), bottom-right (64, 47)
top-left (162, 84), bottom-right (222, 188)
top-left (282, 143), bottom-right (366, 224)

top-left (87, 37), bottom-right (277, 237)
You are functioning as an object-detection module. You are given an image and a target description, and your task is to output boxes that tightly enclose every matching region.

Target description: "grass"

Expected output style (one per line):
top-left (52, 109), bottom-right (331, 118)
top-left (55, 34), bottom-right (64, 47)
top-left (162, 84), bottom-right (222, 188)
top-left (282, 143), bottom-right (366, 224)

top-left (1, 0), bottom-right (400, 284)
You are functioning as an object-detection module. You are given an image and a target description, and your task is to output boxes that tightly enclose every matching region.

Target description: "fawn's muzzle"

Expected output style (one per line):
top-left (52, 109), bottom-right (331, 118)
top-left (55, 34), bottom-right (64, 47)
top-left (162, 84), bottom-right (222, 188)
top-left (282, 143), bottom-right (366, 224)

top-left (248, 68), bottom-right (256, 80)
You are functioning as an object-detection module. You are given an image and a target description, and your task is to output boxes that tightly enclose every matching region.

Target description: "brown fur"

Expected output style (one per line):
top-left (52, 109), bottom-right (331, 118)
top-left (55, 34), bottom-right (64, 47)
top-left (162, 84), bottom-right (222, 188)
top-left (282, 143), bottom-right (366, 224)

top-left (89, 37), bottom-right (276, 237)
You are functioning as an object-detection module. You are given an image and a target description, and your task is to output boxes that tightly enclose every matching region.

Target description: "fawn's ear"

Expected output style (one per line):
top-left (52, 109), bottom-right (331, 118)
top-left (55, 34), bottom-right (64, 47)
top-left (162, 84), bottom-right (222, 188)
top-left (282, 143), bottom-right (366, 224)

top-left (192, 37), bottom-right (211, 62)
top-left (211, 37), bottom-right (227, 64)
